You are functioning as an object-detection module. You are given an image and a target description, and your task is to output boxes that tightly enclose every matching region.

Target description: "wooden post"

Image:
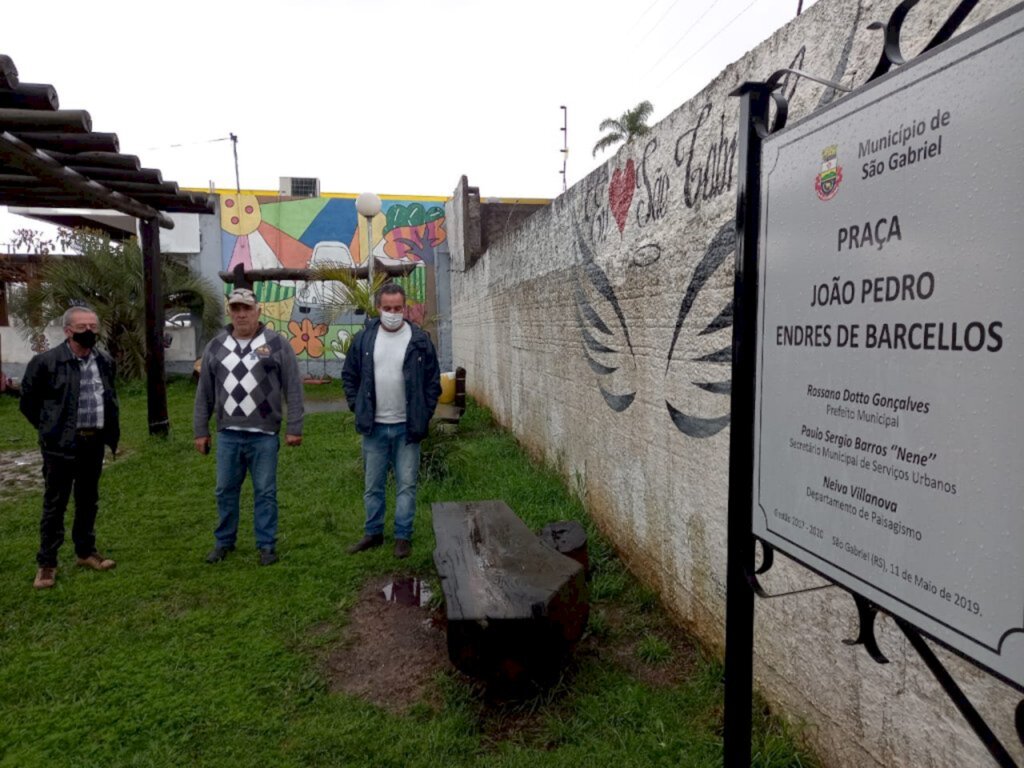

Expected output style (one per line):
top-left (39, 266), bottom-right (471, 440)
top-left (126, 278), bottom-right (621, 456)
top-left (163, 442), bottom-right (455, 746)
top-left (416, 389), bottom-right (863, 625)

top-left (139, 218), bottom-right (169, 436)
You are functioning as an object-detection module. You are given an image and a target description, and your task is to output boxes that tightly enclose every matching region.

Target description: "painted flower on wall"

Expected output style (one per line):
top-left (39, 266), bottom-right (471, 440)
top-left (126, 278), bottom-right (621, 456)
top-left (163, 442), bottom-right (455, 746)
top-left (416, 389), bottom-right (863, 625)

top-left (262, 320), bottom-right (290, 342)
top-left (288, 318), bottom-right (328, 359)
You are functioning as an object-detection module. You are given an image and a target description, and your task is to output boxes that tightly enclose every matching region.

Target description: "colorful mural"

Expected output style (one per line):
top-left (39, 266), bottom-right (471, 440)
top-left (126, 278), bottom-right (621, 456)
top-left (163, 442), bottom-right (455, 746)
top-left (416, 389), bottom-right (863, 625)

top-left (219, 192), bottom-right (447, 375)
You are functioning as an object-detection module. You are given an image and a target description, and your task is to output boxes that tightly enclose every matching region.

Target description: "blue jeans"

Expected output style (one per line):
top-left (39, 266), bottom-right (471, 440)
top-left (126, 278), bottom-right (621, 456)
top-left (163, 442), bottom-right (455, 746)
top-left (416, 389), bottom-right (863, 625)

top-left (215, 430), bottom-right (279, 550)
top-left (362, 422), bottom-right (421, 541)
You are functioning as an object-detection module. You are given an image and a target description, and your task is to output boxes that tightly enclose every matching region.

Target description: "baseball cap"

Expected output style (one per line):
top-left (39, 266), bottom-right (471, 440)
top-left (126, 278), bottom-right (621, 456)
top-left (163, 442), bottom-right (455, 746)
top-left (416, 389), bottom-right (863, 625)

top-left (227, 288), bottom-right (258, 306)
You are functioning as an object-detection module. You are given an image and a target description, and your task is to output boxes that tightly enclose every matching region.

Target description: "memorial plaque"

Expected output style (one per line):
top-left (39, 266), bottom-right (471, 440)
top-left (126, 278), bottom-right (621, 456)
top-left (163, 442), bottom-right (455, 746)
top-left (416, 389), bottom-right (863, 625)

top-left (753, 9), bottom-right (1024, 687)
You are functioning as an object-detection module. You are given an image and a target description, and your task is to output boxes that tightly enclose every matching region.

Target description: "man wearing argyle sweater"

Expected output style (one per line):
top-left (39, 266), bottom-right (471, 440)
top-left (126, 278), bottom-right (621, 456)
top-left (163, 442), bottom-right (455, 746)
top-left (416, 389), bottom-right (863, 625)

top-left (193, 288), bottom-right (304, 566)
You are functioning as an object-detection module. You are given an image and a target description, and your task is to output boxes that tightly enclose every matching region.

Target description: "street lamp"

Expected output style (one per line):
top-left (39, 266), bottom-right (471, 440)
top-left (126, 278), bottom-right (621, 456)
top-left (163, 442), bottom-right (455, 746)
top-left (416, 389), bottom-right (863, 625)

top-left (355, 192), bottom-right (382, 289)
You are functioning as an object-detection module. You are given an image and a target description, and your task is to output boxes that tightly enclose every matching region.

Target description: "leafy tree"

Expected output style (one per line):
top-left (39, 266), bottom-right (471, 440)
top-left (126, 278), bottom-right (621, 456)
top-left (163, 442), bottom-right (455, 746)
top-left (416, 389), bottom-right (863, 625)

top-left (6, 227), bottom-right (57, 255)
top-left (592, 100), bottom-right (655, 157)
top-left (10, 228), bottom-right (222, 379)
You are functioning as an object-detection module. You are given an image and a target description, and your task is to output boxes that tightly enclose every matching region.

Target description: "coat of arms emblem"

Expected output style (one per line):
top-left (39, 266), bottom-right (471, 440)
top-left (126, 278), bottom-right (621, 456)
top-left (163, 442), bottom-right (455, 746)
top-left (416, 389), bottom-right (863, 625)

top-left (814, 145), bottom-right (842, 201)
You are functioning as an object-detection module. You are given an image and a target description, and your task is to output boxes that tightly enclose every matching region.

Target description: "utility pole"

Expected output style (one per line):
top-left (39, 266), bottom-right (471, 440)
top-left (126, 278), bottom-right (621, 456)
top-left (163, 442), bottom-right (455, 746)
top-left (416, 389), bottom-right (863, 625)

top-left (230, 132), bottom-right (240, 194)
top-left (559, 106), bottom-right (568, 193)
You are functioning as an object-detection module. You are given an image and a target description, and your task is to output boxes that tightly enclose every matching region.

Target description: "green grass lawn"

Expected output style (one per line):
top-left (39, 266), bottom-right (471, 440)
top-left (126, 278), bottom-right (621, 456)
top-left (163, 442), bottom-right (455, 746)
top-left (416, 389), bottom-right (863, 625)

top-left (0, 379), bottom-right (817, 768)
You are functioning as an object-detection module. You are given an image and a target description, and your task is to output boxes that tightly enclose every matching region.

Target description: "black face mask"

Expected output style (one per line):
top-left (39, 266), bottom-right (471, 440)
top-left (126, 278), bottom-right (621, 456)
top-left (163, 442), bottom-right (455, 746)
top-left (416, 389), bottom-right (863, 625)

top-left (71, 330), bottom-right (98, 349)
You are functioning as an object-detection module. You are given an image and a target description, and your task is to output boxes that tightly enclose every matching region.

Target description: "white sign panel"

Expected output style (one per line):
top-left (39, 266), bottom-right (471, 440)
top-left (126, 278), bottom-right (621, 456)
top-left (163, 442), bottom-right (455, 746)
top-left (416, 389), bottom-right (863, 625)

top-left (753, 8), bottom-right (1024, 687)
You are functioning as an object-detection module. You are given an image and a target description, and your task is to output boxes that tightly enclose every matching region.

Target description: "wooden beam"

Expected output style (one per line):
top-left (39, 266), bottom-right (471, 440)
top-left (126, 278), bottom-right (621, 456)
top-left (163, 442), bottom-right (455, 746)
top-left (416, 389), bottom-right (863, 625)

top-left (67, 166), bottom-right (163, 184)
top-left (43, 151), bottom-right (140, 170)
top-left (0, 83), bottom-right (59, 111)
top-left (153, 199), bottom-right (216, 214)
top-left (185, 192), bottom-right (214, 206)
top-left (4, 181), bottom-right (189, 199)
top-left (101, 180), bottom-right (179, 195)
top-left (0, 175), bottom-right (173, 192)
top-left (0, 108), bottom-right (91, 133)
top-left (0, 173), bottom-right (41, 186)
top-left (0, 164), bottom-right (167, 184)
top-left (0, 56), bottom-right (18, 90)
top-left (0, 189), bottom-right (213, 215)
top-left (217, 261), bottom-right (418, 283)
top-left (11, 132), bottom-right (119, 153)
top-left (139, 218), bottom-right (169, 436)
top-left (0, 131), bottom-right (173, 228)
top-left (119, 192), bottom-right (214, 212)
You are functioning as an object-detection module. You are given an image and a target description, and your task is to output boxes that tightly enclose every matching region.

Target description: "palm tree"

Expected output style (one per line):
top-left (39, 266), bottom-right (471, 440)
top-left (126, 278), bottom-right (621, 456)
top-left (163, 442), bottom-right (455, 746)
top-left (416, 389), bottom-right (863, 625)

top-left (311, 265), bottom-right (391, 320)
top-left (592, 100), bottom-right (655, 157)
top-left (10, 228), bottom-right (222, 380)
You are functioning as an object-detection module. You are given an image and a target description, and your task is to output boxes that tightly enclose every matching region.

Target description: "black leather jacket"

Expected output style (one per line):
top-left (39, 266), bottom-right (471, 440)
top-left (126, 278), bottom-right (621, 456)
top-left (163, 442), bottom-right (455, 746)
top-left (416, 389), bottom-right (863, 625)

top-left (341, 319), bottom-right (441, 443)
top-left (19, 342), bottom-right (120, 456)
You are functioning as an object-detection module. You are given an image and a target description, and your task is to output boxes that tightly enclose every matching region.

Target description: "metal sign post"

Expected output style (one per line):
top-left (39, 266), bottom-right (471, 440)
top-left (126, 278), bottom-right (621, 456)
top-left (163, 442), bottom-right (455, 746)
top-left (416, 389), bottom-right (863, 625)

top-left (723, 80), bottom-right (773, 768)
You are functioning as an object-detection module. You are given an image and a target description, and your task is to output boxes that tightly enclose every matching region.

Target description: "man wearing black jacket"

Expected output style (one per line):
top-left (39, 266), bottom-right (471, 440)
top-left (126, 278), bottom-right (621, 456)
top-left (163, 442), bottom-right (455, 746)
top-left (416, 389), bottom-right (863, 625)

top-left (341, 283), bottom-right (440, 559)
top-left (19, 306), bottom-right (120, 589)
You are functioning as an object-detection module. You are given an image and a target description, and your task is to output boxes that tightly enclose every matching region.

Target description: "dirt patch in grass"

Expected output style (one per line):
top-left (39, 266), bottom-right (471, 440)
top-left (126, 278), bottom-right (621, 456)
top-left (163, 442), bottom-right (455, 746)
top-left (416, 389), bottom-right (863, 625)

top-left (0, 450), bottom-right (131, 501)
top-left (325, 578), bottom-right (449, 714)
top-left (0, 450), bottom-right (43, 498)
top-left (324, 575), bottom-right (701, 735)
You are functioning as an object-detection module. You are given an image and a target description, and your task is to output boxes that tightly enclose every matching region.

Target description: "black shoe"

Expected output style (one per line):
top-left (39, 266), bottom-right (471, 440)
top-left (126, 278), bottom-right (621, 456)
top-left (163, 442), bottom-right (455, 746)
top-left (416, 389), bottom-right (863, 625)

top-left (347, 534), bottom-right (384, 554)
top-left (205, 546), bottom-right (234, 564)
top-left (394, 539), bottom-right (411, 559)
top-left (258, 548), bottom-right (278, 566)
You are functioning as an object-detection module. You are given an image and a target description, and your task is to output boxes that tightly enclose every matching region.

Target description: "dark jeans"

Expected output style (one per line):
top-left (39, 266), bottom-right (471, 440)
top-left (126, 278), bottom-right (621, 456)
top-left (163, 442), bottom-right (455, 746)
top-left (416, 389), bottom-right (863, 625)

top-left (214, 430), bottom-right (280, 550)
top-left (37, 431), bottom-right (106, 567)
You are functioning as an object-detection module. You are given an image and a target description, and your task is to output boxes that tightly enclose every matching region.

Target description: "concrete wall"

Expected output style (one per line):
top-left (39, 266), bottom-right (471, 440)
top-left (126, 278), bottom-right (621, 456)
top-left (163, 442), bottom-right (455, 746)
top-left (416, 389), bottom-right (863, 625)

top-left (0, 324), bottom-right (196, 379)
top-left (445, 1), bottom-right (1022, 765)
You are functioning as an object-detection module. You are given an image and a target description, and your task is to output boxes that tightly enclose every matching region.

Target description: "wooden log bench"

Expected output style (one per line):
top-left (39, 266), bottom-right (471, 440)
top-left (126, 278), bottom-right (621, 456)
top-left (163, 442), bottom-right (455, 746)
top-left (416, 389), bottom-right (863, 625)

top-left (538, 520), bottom-right (589, 576)
top-left (432, 500), bottom-right (589, 686)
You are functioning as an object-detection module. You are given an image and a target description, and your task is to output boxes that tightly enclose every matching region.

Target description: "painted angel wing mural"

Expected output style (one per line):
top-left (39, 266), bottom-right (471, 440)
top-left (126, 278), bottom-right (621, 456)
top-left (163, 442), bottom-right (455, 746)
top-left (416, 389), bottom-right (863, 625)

top-left (663, 221), bottom-right (735, 437)
top-left (573, 216), bottom-right (735, 438)
top-left (573, 219), bottom-right (638, 412)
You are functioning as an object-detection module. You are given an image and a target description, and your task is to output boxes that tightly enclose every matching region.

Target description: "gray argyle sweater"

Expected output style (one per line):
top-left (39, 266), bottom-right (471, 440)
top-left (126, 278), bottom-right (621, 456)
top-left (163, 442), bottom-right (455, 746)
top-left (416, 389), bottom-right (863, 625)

top-left (193, 324), bottom-right (304, 438)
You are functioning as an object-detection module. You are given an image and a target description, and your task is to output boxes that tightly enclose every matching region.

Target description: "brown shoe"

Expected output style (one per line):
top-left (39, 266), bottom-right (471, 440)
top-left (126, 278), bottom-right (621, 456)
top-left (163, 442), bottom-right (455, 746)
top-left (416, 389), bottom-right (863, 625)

top-left (34, 566), bottom-right (57, 589)
top-left (76, 553), bottom-right (116, 571)
top-left (394, 539), bottom-right (411, 559)
top-left (347, 534), bottom-right (384, 554)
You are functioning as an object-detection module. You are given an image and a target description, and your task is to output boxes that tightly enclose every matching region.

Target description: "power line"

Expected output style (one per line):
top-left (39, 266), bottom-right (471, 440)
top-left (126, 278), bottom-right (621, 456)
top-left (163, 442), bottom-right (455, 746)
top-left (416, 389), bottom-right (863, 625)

top-left (635, 0), bottom-right (684, 46)
top-left (660, 0), bottom-right (765, 86)
top-left (624, 0), bottom-right (668, 36)
top-left (142, 136), bottom-right (232, 151)
top-left (230, 133), bottom-right (240, 195)
top-left (646, 0), bottom-right (722, 75)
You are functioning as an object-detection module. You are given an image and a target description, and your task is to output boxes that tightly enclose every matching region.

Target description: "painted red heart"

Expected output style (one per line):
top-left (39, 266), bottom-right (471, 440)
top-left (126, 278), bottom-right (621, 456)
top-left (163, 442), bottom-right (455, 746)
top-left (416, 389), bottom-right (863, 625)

top-left (608, 159), bottom-right (636, 233)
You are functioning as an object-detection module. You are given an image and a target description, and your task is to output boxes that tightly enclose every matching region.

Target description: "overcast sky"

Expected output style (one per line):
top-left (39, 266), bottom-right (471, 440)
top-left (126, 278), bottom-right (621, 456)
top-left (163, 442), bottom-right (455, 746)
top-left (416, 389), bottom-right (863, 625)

top-left (2, 0), bottom-right (818, 242)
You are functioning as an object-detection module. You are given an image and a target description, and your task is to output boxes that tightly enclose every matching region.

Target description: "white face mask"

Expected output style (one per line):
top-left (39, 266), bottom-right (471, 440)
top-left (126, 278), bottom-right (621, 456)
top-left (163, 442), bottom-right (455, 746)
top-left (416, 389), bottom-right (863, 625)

top-left (380, 310), bottom-right (404, 331)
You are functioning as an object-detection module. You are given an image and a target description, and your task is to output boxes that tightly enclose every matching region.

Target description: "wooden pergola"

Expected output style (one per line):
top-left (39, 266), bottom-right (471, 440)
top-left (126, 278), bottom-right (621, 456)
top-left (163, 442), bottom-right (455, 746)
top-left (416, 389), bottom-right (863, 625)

top-left (0, 53), bottom-right (215, 435)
